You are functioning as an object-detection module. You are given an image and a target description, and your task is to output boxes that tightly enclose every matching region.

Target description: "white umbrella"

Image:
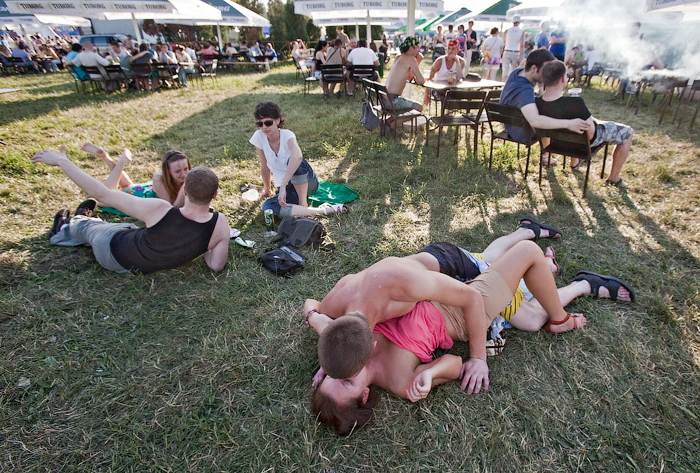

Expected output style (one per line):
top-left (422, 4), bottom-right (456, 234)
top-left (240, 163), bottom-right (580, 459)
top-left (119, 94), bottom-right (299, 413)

top-left (155, 0), bottom-right (269, 49)
top-left (646, 0), bottom-right (700, 12)
top-left (294, 0), bottom-right (444, 42)
top-left (5, 0), bottom-right (222, 43)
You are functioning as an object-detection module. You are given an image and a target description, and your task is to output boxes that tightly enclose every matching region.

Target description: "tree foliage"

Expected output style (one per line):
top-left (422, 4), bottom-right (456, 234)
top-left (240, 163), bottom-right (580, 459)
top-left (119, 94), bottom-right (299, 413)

top-left (268, 0), bottom-right (319, 43)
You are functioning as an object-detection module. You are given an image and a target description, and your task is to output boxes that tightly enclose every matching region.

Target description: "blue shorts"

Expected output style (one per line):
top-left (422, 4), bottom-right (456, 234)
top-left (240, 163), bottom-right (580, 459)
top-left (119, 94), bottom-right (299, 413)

top-left (262, 159), bottom-right (319, 217)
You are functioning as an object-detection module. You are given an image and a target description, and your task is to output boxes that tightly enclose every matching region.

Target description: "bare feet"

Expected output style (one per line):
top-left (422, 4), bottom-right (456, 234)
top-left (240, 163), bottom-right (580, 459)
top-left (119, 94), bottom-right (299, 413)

top-left (80, 142), bottom-right (108, 159)
top-left (118, 148), bottom-right (133, 165)
top-left (544, 246), bottom-right (561, 275)
top-left (572, 270), bottom-right (635, 302)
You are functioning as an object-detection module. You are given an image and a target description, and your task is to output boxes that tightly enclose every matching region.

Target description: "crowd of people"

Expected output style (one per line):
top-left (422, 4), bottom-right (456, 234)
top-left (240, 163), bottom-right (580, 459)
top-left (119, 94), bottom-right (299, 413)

top-left (1, 31), bottom-right (278, 91)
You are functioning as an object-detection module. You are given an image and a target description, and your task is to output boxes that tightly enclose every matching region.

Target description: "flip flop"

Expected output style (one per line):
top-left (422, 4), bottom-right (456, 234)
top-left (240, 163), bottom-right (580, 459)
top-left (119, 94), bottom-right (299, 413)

top-left (572, 270), bottom-right (636, 302)
top-left (545, 312), bottom-right (584, 333)
top-left (518, 215), bottom-right (563, 239)
top-left (545, 246), bottom-right (561, 275)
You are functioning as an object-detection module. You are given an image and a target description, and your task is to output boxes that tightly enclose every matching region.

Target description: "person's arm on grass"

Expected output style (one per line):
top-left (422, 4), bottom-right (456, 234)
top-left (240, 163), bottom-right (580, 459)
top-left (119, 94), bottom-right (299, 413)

top-left (406, 354), bottom-right (463, 402)
top-left (255, 147), bottom-right (273, 197)
top-left (31, 147), bottom-right (171, 227)
top-left (202, 215), bottom-right (230, 272)
top-left (277, 136), bottom-right (304, 208)
top-left (521, 103), bottom-right (590, 133)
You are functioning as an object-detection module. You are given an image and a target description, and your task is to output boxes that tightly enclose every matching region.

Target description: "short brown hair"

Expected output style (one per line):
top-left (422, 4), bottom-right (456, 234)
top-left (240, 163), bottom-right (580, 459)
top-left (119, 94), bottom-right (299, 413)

top-left (318, 312), bottom-right (373, 379)
top-left (311, 381), bottom-right (380, 436)
top-left (254, 102), bottom-right (285, 128)
top-left (524, 48), bottom-right (555, 73)
top-left (541, 60), bottom-right (567, 87)
top-left (184, 167), bottom-right (218, 205)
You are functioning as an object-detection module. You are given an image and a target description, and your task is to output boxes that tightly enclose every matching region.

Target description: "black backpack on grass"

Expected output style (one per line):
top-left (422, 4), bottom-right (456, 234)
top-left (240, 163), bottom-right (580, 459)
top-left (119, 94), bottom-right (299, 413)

top-left (275, 216), bottom-right (333, 250)
top-left (259, 245), bottom-right (306, 277)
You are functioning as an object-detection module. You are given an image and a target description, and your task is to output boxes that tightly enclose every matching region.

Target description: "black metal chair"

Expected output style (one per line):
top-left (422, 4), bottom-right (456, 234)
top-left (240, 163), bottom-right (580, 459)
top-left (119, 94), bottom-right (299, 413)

top-left (200, 59), bottom-right (218, 85)
top-left (673, 79), bottom-right (700, 128)
top-left (348, 64), bottom-right (376, 96)
top-left (321, 64), bottom-right (345, 98)
top-left (376, 83), bottom-right (425, 139)
top-left (65, 65), bottom-right (92, 93)
top-left (483, 102), bottom-right (538, 178)
top-left (300, 62), bottom-right (318, 95)
top-left (536, 128), bottom-right (609, 196)
top-left (426, 89), bottom-right (486, 158)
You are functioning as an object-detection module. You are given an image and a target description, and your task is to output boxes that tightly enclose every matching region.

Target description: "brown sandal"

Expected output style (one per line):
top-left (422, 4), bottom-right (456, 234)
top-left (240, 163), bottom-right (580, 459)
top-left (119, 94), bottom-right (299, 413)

top-left (545, 312), bottom-right (583, 333)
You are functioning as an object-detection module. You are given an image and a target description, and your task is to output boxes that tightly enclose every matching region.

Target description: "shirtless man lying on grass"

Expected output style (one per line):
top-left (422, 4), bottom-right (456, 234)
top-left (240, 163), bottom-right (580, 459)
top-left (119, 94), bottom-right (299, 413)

top-left (306, 238), bottom-right (634, 435)
top-left (303, 216), bottom-right (634, 395)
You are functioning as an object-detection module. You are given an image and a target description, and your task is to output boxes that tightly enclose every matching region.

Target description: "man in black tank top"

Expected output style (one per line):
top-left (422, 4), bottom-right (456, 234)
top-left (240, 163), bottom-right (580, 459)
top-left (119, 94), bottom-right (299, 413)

top-left (32, 147), bottom-right (230, 274)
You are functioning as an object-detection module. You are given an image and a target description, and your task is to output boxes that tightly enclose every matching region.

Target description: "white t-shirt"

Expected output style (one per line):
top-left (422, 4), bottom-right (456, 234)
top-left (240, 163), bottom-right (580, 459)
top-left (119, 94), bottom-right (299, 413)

top-left (346, 47), bottom-right (378, 65)
top-left (483, 36), bottom-right (504, 61)
top-left (504, 26), bottom-right (523, 51)
top-left (585, 50), bottom-right (601, 69)
top-left (249, 128), bottom-right (296, 187)
top-left (72, 51), bottom-right (110, 67)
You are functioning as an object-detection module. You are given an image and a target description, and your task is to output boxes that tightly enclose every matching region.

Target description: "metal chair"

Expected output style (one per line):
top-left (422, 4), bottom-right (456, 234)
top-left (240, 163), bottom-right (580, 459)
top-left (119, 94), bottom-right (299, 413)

top-left (300, 62), bottom-right (318, 95)
top-left (483, 102), bottom-right (537, 178)
top-left (200, 59), bottom-right (218, 85)
top-left (348, 64), bottom-right (376, 96)
top-left (673, 79), bottom-right (700, 128)
top-left (321, 64), bottom-right (346, 97)
top-left (376, 83), bottom-right (425, 139)
top-left (536, 128), bottom-right (609, 196)
top-left (426, 89), bottom-right (486, 158)
top-left (65, 65), bottom-right (92, 93)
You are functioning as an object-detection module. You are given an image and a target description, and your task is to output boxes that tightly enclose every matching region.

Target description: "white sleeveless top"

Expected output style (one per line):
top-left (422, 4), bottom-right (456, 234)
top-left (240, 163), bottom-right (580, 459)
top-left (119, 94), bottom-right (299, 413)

top-left (434, 56), bottom-right (459, 82)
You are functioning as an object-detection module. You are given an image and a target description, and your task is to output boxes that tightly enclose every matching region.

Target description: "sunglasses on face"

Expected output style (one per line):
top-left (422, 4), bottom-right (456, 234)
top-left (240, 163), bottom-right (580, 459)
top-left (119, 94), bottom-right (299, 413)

top-left (256, 119), bottom-right (275, 127)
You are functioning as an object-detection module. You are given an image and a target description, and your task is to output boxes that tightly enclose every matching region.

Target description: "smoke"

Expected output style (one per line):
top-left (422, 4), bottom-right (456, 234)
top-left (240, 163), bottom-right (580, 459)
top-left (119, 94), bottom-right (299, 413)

top-left (535, 0), bottom-right (700, 79)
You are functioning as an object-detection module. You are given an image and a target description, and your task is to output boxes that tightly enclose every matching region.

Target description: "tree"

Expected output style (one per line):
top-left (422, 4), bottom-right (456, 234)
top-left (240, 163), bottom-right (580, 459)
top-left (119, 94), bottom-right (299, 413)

top-left (268, 0), bottom-right (319, 44)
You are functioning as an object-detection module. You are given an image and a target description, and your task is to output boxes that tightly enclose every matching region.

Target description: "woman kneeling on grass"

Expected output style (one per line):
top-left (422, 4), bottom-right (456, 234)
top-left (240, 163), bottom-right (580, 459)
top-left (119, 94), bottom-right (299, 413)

top-left (81, 143), bottom-right (191, 207)
top-left (306, 244), bottom-right (634, 436)
top-left (249, 102), bottom-right (347, 217)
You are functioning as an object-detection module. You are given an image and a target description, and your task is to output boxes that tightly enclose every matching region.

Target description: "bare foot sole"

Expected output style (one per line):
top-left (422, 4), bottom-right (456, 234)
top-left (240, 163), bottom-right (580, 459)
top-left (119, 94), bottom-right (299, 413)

top-left (545, 312), bottom-right (587, 333)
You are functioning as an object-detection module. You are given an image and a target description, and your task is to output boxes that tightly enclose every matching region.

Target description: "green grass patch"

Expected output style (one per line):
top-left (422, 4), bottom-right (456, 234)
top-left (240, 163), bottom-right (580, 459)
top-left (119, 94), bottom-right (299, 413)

top-left (1, 65), bottom-right (699, 472)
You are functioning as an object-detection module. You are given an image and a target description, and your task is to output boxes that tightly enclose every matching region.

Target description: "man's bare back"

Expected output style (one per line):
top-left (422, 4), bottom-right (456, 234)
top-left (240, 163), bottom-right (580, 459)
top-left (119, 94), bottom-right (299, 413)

top-left (317, 253), bottom-right (473, 327)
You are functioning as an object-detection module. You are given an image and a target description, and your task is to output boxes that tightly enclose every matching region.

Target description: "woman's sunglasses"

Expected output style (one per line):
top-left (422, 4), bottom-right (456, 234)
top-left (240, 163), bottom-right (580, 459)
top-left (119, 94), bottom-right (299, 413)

top-left (256, 119), bottom-right (275, 127)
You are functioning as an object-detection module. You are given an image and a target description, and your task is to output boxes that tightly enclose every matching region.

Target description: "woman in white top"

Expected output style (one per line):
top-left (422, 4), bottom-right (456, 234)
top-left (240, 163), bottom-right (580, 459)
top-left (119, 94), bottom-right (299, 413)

top-left (481, 27), bottom-right (505, 80)
top-left (249, 102), bottom-right (347, 217)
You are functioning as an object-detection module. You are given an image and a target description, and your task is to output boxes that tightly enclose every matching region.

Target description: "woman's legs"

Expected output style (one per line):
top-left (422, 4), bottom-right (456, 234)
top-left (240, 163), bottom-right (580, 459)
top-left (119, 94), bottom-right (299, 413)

top-left (487, 241), bottom-right (584, 332)
top-left (81, 143), bottom-right (133, 190)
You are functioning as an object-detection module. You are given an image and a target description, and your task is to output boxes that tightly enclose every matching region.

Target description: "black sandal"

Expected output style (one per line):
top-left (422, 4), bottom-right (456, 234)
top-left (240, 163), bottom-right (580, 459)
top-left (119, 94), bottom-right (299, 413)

top-left (518, 215), bottom-right (563, 239)
top-left (572, 270), bottom-right (636, 302)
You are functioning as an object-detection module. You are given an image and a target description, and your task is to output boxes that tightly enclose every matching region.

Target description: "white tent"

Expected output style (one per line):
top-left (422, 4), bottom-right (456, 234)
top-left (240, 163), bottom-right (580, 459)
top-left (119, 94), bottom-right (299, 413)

top-left (155, 0), bottom-right (269, 49)
top-left (294, 0), bottom-right (445, 42)
top-left (5, 0), bottom-right (223, 43)
top-left (646, 0), bottom-right (700, 12)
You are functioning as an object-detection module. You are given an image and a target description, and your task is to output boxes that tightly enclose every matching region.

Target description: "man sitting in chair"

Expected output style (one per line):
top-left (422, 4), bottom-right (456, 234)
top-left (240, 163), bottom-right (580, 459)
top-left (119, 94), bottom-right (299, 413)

top-left (345, 39), bottom-right (379, 97)
top-left (500, 49), bottom-right (590, 168)
top-left (536, 60), bottom-right (633, 188)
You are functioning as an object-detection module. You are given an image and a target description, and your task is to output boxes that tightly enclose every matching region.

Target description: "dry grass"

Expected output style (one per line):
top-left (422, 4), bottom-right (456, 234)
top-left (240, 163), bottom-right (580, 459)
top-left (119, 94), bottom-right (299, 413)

top-left (1, 64), bottom-right (699, 472)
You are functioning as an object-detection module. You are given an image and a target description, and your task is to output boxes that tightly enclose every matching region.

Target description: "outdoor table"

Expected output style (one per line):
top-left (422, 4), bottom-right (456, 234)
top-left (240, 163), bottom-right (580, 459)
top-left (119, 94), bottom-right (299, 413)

top-left (422, 78), bottom-right (504, 117)
top-left (422, 78), bottom-right (504, 91)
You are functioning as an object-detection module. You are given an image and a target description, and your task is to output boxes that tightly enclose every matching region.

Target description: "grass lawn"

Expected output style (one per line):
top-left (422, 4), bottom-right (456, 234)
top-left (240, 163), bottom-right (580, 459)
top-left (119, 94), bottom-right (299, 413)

top-left (1, 63), bottom-right (699, 472)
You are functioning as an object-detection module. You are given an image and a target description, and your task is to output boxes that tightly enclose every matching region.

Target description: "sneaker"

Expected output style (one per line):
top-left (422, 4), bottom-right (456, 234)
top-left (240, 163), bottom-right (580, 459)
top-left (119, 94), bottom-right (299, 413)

top-left (74, 198), bottom-right (97, 217)
top-left (48, 209), bottom-right (70, 240)
top-left (605, 178), bottom-right (627, 188)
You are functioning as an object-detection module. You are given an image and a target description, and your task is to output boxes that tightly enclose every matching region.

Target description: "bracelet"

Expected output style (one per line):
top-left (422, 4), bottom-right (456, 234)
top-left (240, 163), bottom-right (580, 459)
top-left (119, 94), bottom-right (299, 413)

top-left (304, 309), bottom-right (318, 326)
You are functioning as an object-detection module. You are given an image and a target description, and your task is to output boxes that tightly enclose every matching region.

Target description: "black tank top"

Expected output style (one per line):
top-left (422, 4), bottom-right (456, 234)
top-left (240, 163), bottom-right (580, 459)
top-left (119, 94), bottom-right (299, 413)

top-left (110, 208), bottom-right (219, 274)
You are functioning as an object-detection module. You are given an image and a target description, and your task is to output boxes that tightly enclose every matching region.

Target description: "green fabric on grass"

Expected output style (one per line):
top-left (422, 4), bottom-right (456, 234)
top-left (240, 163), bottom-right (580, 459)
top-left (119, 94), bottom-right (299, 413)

top-left (308, 181), bottom-right (357, 206)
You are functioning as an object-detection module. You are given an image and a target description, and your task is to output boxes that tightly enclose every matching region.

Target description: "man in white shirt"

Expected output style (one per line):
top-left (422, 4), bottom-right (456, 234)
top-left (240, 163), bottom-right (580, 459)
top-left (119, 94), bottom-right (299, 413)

top-left (582, 45), bottom-right (601, 87)
top-left (109, 42), bottom-right (130, 61)
top-left (502, 15), bottom-right (524, 81)
top-left (68, 42), bottom-right (115, 92)
top-left (345, 38), bottom-right (380, 96)
top-left (444, 24), bottom-right (456, 41)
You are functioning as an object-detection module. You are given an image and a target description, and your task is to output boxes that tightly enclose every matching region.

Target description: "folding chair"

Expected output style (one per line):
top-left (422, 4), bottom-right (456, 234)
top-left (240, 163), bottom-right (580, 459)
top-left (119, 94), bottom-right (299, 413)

top-left (301, 62), bottom-right (318, 95)
top-left (673, 79), bottom-right (700, 128)
top-left (348, 64), bottom-right (376, 97)
top-left (200, 59), bottom-right (218, 85)
top-left (65, 65), bottom-right (92, 93)
top-left (536, 128), bottom-right (609, 196)
top-left (376, 83), bottom-right (425, 139)
top-left (321, 64), bottom-right (346, 98)
top-left (426, 89), bottom-right (486, 158)
top-left (483, 102), bottom-right (539, 178)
